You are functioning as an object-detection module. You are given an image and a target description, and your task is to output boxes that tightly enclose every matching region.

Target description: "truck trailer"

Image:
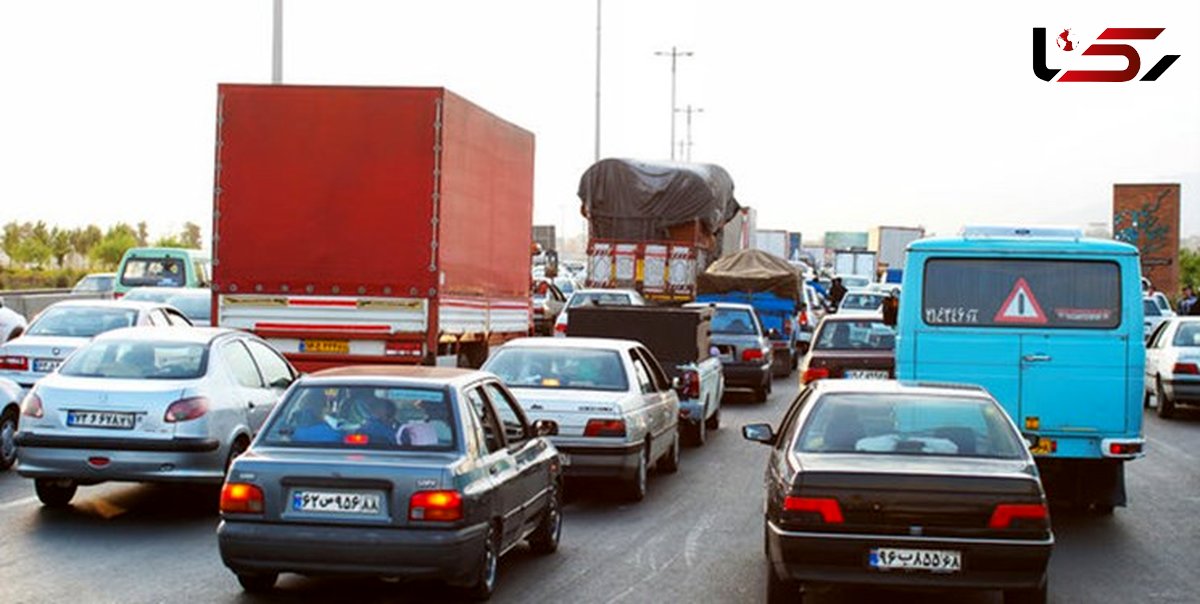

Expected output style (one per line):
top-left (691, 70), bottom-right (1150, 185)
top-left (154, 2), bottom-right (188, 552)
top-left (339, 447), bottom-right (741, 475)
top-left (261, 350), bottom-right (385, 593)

top-left (869, 225), bottom-right (925, 270)
top-left (212, 84), bottom-right (535, 372)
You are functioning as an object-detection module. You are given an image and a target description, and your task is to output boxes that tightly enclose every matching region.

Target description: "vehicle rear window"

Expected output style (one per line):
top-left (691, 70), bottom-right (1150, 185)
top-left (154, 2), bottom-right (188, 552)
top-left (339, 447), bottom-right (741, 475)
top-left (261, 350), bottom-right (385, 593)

top-left (796, 393), bottom-right (1025, 459)
top-left (568, 292), bottom-right (631, 308)
top-left (121, 257), bottom-right (186, 287)
top-left (922, 259), bottom-right (1121, 329)
top-left (840, 293), bottom-right (884, 310)
top-left (1174, 323), bottom-right (1200, 347)
top-left (27, 307), bottom-right (137, 337)
top-left (712, 309), bottom-right (758, 335)
top-left (60, 340), bottom-right (208, 379)
top-left (261, 386), bottom-right (456, 451)
top-left (1143, 299), bottom-right (1161, 317)
top-left (815, 320), bottom-right (895, 350)
top-left (485, 347), bottom-right (628, 391)
top-left (166, 294), bottom-right (212, 323)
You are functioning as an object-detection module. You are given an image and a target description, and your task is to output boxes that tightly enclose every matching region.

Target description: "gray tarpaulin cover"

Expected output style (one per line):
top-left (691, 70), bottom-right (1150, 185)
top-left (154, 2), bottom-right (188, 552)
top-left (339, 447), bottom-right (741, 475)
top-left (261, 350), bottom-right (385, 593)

top-left (697, 248), bottom-right (801, 301)
top-left (578, 158), bottom-right (740, 241)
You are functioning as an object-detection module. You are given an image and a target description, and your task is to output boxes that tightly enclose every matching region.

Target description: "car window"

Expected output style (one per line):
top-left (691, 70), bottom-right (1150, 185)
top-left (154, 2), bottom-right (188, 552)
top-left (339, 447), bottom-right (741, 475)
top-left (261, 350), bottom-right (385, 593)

top-left (628, 352), bottom-right (655, 394)
top-left (466, 386), bottom-right (504, 453)
top-left (193, 260), bottom-right (210, 287)
top-left (145, 309), bottom-right (168, 327)
top-left (1174, 323), bottom-right (1200, 347)
top-left (712, 308), bottom-right (757, 335)
top-left (166, 294), bottom-right (211, 324)
top-left (59, 339), bottom-right (208, 379)
top-left (776, 387), bottom-right (813, 452)
top-left (841, 293), bottom-right (884, 310)
top-left (568, 292), bottom-right (632, 308)
top-left (1147, 322), bottom-right (1170, 348)
top-left (260, 385), bottom-right (454, 450)
top-left (482, 382), bottom-right (529, 444)
top-left (1143, 299), bottom-right (1161, 317)
top-left (244, 339), bottom-right (294, 388)
top-left (815, 320), bottom-right (895, 350)
top-left (635, 347), bottom-right (670, 391)
top-left (222, 341), bottom-right (264, 388)
top-left (484, 347), bottom-right (628, 391)
top-left (26, 307), bottom-right (137, 337)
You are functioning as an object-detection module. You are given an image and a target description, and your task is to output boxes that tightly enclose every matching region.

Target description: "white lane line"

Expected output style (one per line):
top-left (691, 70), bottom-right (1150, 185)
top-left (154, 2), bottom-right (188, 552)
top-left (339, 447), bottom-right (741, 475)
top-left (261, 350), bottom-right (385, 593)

top-left (0, 495), bottom-right (37, 510)
top-left (684, 512), bottom-right (715, 568)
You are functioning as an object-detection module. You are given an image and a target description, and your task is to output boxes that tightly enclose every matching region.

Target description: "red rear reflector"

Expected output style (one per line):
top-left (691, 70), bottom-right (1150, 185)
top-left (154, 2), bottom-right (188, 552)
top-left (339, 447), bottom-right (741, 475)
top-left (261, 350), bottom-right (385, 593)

top-left (384, 341), bottom-right (423, 357)
top-left (554, 322), bottom-right (568, 334)
top-left (88, 456), bottom-right (110, 467)
top-left (163, 396), bottom-right (209, 422)
top-left (1173, 362), bottom-right (1199, 375)
top-left (409, 490), bottom-right (463, 521)
top-left (783, 496), bottom-right (844, 523)
top-left (344, 433), bottom-right (369, 445)
top-left (21, 393), bottom-right (43, 418)
top-left (742, 348), bottom-right (765, 362)
top-left (801, 367), bottom-right (830, 384)
top-left (584, 418), bottom-right (626, 437)
top-left (0, 355), bottom-right (29, 371)
top-left (220, 482), bottom-right (265, 514)
top-left (988, 503), bottom-right (1048, 529)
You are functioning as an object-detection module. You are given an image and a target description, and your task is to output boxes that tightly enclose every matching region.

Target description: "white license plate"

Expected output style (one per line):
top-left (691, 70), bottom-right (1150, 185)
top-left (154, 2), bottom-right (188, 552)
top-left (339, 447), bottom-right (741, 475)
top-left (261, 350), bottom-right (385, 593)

top-left (67, 410), bottom-right (136, 429)
top-left (869, 548), bottom-right (961, 572)
top-left (846, 369), bottom-right (889, 379)
top-left (33, 358), bottom-right (61, 373)
top-left (291, 490), bottom-right (383, 515)
top-left (718, 353), bottom-right (734, 363)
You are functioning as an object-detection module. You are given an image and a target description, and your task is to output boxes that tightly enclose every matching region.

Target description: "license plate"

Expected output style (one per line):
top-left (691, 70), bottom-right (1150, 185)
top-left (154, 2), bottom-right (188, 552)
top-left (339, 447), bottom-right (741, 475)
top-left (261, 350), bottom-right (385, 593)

top-left (718, 353), bottom-right (734, 363)
top-left (846, 369), bottom-right (889, 379)
top-left (33, 358), bottom-right (61, 373)
top-left (870, 548), bottom-right (961, 573)
top-left (301, 339), bottom-right (350, 354)
top-left (1031, 437), bottom-right (1056, 456)
top-left (67, 411), bottom-right (136, 430)
top-left (291, 490), bottom-right (383, 515)
top-left (559, 453), bottom-right (571, 467)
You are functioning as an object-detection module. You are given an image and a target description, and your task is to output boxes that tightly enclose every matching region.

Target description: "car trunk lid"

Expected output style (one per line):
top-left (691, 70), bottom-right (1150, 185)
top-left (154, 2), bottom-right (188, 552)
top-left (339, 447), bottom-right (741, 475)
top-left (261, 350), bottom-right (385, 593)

top-left (506, 388), bottom-right (625, 437)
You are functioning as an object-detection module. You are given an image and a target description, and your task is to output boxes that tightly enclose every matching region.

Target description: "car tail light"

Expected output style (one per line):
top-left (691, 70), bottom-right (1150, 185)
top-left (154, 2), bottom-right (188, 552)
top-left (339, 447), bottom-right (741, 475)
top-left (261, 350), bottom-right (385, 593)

top-left (798, 310), bottom-right (809, 327)
top-left (21, 392), bottom-right (43, 418)
top-left (677, 370), bottom-right (701, 399)
top-left (802, 367), bottom-right (830, 384)
top-left (783, 496), bottom-right (844, 523)
top-left (0, 355), bottom-right (29, 371)
top-left (220, 482), bottom-right (264, 514)
top-left (409, 490), bottom-right (463, 521)
top-left (163, 396), bottom-right (209, 422)
top-left (584, 418), bottom-right (626, 437)
top-left (384, 341), bottom-right (423, 357)
top-left (554, 321), bottom-right (568, 334)
top-left (1173, 362), bottom-right (1199, 375)
top-left (1109, 442), bottom-right (1142, 456)
top-left (988, 503), bottom-right (1049, 529)
top-left (742, 348), bottom-right (765, 362)
top-left (344, 433), bottom-right (369, 445)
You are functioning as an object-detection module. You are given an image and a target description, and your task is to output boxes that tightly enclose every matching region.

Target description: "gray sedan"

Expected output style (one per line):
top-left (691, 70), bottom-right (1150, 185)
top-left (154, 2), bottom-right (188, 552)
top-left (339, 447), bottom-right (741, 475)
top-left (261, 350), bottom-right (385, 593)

top-left (217, 366), bottom-right (563, 599)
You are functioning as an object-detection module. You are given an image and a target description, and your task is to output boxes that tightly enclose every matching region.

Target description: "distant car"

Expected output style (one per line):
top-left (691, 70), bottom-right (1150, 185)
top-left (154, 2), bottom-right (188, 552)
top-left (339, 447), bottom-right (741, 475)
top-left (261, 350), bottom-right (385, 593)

top-left (796, 284), bottom-right (824, 354)
top-left (483, 337), bottom-right (680, 501)
top-left (800, 315), bottom-right (896, 384)
top-left (687, 301), bottom-right (773, 402)
top-left (218, 366), bottom-right (562, 598)
top-left (1144, 317), bottom-right (1200, 418)
top-left (71, 272), bottom-right (116, 296)
top-left (15, 326), bottom-right (297, 507)
top-left (743, 380), bottom-right (1052, 604)
top-left (836, 290), bottom-right (886, 316)
top-left (531, 279), bottom-right (567, 336)
top-left (0, 376), bottom-right (22, 470)
top-left (1143, 296), bottom-right (1174, 341)
top-left (123, 286), bottom-right (213, 327)
top-left (0, 297), bottom-right (28, 342)
top-left (552, 288), bottom-right (646, 336)
top-left (114, 246), bottom-right (210, 297)
top-left (0, 299), bottom-right (193, 391)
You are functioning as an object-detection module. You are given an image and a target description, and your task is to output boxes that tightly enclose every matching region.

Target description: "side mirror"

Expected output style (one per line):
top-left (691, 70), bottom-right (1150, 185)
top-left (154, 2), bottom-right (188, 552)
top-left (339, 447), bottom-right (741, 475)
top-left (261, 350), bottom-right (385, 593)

top-left (533, 419), bottom-right (559, 437)
top-left (742, 423), bottom-right (776, 445)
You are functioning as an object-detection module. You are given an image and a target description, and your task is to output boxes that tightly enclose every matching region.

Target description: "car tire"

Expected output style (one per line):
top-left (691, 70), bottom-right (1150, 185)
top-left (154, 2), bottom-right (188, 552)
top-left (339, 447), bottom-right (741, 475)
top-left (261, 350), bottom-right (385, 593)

top-left (0, 408), bottom-right (18, 471)
top-left (706, 407), bottom-right (721, 430)
top-left (690, 413), bottom-right (707, 447)
top-left (236, 572), bottom-right (278, 593)
top-left (528, 481), bottom-right (562, 555)
top-left (34, 478), bottom-right (77, 508)
top-left (224, 436), bottom-right (249, 476)
top-left (464, 523), bottom-right (501, 600)
top-left (1003, 577), bottom-right (1047, 604)
top-left (658, 431), bottom-right (680, 473)
top-left (754, 386), bottom-right (768, 403)
top-left (1143, 386), bottom-right (1152, 408)
top-left (1156, 378), bottom-right (1175, 419)
top-left (766, 558), bottom-right (801, 604)
top-left (623, 446), bottom-right (648, 502)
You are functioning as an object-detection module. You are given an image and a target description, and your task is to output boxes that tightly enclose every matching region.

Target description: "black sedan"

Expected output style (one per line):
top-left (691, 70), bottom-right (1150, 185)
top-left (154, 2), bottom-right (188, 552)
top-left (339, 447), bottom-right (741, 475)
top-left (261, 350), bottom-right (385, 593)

top-left (743, 380), bottom-right (1052, 604)
top-left (217, 366), bottom-right (563, 600)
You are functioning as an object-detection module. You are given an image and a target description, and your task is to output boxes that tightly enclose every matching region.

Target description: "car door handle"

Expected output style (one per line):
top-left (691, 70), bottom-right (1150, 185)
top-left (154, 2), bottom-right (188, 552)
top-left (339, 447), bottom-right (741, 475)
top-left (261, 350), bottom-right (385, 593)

top-left (1023, 354), bottom-right (1052, 363)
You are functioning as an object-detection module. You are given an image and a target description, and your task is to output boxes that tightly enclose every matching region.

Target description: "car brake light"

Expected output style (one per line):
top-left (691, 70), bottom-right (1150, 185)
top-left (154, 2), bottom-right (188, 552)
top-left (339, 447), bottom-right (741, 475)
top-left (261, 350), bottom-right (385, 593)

top-left (676, 370), bottom-right (701, 399)
top-left (798, 311), bottom-right (808, 327)
top-left (584, 418), bottom-right (626, 437)
top-left (0, 355), bottom-right (29, 371)
top-left (742, 348), bottom-right (765, 362)
top-left (802, 367), bottom-right (830, 384)
top-left (21, 392), bottom-right (43, 418)
top-left (988, 503), bottom-right (1048, 529)
top-left (344, 433), bottom-right (369, 445)
top-left (783, 496), bottom-right (844, 523)
top-left (163, 396), bottom-right (209, 422)
top-left (1108, 442), bottom-right (1142, 456)
top-left (409, 490), bottom-right (463, 521)
top-left (220, 482), bottom-right (264, 514)
top-left (1173, 362), bottom-right (1199, 375)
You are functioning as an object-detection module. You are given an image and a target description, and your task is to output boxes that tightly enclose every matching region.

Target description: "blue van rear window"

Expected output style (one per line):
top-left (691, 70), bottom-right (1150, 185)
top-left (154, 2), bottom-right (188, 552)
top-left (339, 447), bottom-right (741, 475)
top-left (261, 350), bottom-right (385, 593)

top-left (922, 259), bottom-right (1120, 329)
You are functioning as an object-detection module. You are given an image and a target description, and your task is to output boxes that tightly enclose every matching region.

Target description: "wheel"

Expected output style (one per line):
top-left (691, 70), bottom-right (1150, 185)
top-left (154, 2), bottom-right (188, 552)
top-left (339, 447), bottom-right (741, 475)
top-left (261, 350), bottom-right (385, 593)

top-left (34, 478), bottom-right (77, 508)
top-left (527, 481), bottom-right (562, 554)
top-left (658, 431), bottom-right (680, 473)
top-left (1156, 378), bottom-right (1175, 419)
top-left (1143, 386), bottom-right (1152, 408)
top-left (623, 446), bottom-right (648, 502)
top-left (705, 406), bottom-right (721, 430)
top-left (236, 572), bottom-right (278, 593)
top-left (464, 523), bottom-right (501, 600)
top-left (766, 558), bottom-right (801, 604)
top-left (0, 409), bottom-right (18, 471)
top-left (690, 413), bottom-right (707, 447)
top-left (1004, 577), bottom-right (1047, 604)
top-left (224, 436), bottom-right (249, 476)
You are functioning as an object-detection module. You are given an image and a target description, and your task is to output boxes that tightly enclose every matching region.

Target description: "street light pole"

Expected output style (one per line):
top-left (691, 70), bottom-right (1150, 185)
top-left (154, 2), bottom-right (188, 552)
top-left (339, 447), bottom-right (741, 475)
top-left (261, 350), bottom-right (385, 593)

top-left (594, 0), bottom-right (602, 163)
top-left (654, 46), bottom-right (693, 160)
top-left (675, 104), bottom-right (704, 161)
top-left (272, 0), bottom-right (283, 84)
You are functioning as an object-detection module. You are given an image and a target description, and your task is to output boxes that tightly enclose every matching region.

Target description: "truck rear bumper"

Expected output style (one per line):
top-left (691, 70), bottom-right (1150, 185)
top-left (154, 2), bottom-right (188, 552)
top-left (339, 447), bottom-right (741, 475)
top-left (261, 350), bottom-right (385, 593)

top-left (723, 363), bottom-right (771, 389)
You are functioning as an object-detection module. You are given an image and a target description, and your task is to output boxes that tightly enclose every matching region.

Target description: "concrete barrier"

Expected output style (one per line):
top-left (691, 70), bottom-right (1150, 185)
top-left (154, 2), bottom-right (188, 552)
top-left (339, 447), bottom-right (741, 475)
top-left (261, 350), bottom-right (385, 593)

top-left (0, 289), bottom-right (111, 321)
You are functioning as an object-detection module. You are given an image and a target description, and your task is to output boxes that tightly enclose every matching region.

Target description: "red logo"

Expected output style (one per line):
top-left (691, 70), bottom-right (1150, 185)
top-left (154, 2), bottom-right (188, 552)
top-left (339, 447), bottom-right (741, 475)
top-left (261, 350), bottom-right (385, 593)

top-left (1033, 27), bottom-right (1180, 82)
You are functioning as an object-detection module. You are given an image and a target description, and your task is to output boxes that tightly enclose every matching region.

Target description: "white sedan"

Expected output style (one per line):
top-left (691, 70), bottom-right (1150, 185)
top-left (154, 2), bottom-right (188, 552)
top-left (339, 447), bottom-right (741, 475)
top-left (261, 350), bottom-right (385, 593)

top-left (15, 326), bottom-right (297, 507)
top-left (0, 297), bottom-right (27, 342)
top-left (1145, 317), bottom-right (1200, 418)
top-left (0, 377), bottom-right (21, 470)
top-left (836, 290), bottom-right (887, 317)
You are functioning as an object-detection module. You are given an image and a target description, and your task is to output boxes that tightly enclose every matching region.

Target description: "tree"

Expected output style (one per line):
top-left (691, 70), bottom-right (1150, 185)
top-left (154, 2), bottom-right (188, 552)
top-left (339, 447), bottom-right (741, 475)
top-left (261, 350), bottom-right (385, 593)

top-left (70, 225), bottom-right (103, 258)
top-left (136, 221), bottom-right (149, 247)
top-left (181, 221), bottom-right (202, 249)
top-left (154, 235), bottom-right (186, 248)
top-left (90, 223), bottom-right (140, 269)
top-left (49, 227), bottom-right (72, 268)
top-left (1182, 247), bottom-right (1200, 289)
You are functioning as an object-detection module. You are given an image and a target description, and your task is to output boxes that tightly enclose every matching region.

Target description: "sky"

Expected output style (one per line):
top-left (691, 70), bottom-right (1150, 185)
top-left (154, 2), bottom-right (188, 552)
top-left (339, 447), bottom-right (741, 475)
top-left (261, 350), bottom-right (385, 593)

top-left (1, 1), bottom-right (1198, 245)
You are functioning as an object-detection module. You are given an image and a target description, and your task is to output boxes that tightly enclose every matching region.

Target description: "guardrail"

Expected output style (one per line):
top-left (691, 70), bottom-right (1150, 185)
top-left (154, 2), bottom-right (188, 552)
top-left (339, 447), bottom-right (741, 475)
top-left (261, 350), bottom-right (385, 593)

top-left (0, 289), bottom-right (111, 320)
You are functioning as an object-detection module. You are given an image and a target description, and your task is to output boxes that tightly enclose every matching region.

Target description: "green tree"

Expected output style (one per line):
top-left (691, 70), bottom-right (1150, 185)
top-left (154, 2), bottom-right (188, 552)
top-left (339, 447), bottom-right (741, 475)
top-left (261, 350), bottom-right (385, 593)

top-left (154, 235), bottom-right (186, 248)
top-left (70, 225), bottom-right (103, 259)
top-left (1, 222), bottom-right (21, 261)
top-left (181, 221), bottom-right (202, 249)
top-left (49, 227), bottom-right (72, 267)
top-left (89, 223), bottom-right (139, 269)
top-left (1182, 247), bottom-right (1200, 289)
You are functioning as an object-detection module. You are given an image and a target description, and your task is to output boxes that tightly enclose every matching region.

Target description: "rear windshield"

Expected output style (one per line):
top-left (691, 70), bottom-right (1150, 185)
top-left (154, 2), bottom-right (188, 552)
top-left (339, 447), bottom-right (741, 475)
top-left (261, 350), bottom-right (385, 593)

top-left (841, 293), bottom-right (884, 310)
top-left (569, 292), bottom-right (631, 308)
top-left (166, 294), bottom-right (212, 323)
top-left (1174, 323), bottom-right (1200, 347)
top-left (60, 340), bottom-right (208, 379)
top-left (712, 308), bottom-right (759, 335)
top-left (1143, 299), bottom-right (1161, 317)
top-left (261, 386), bottom-right (456, 451)
top-left (485, 347), bottom-right (628, 391)
top-left (27, 307), bottom-right (137, 337)
top-left (121, 257), bottom-right (186, 287)
top-left (796, 393), bottom-right (1025, 459)
top-left (73, 275), bottom-right (114, 293)
top-left (922, 259), bottom-right (1121, 329)
top-left (815, 320), bottom-right (895, 350)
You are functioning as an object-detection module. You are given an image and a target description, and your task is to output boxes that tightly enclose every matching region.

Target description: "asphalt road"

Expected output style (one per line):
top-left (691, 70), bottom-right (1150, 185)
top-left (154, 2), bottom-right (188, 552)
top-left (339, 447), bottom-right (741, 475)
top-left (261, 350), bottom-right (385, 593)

top-left (1, 378), bottom-right (1198, 603)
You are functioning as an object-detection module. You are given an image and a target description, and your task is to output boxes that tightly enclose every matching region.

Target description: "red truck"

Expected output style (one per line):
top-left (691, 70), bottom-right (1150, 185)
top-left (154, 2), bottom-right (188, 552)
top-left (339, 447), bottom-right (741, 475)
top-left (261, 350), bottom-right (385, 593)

top-left (212, 84), bottom-right (534, 372)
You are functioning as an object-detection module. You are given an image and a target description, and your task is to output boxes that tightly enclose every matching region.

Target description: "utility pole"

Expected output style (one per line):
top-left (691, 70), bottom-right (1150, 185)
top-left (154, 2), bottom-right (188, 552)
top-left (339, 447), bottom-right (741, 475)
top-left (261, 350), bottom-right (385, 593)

top-left (654, 46), bottom-right (693, 160)
top-left (675, 104), bottom-right (704, 161)
top-left (272, 0), bottom-right (283, 83)
top-left (594, 0), bottom-right (602, 162)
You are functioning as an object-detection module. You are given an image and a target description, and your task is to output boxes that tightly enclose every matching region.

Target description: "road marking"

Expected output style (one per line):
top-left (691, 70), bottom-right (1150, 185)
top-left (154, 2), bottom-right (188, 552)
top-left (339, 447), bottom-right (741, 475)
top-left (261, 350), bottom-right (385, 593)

top-left (0, 495), bottom-right (37, 510)
top-left (684, 512), bottom-right (715, 567)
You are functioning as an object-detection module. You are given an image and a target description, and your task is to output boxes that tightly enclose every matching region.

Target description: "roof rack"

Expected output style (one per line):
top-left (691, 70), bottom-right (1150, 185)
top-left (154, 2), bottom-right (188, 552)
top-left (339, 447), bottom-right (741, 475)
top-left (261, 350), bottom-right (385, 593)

top-left (960, 225), bottom-right (1084, 238)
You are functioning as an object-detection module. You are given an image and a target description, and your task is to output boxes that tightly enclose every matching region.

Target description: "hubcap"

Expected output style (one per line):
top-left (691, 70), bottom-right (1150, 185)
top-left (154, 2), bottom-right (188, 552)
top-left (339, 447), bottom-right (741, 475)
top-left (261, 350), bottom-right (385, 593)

top-left (1, 419), bottom-right (15, 462)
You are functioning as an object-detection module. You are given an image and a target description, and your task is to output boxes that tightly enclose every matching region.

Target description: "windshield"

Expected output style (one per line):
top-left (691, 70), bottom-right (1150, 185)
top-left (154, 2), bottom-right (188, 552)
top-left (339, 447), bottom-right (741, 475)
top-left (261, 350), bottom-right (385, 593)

top-left (167, 294), bottom-right (211, 323)
top-left (712, 308), bottom-right (759, 335)
top-left (27, 307), bottom-right (137, 337)
top-left (1143, 300), bottom-right (1161, 316)
top-left (796, 393), bottom-right (1026, 459)
top-left (840, 276), bottom-right (871, 289)
top-left (568, 292), bottom-right (632, 308)
top-left (73, 275), bottom-right (114, 293)
top-left (261, 385), bottom-right (456, 450)
top-left (485, 347), bottom-right (628, 391)
top-left (120, 257), bottom-right (185, 287)
top-left (60, 340), bottom-right (208, 379)
top-left (815, 320), bottom-right (895, 350)
top-left (841, 293), bottom-right (884, 310)
top-left (1174, 323), bottom-right (1200, 347)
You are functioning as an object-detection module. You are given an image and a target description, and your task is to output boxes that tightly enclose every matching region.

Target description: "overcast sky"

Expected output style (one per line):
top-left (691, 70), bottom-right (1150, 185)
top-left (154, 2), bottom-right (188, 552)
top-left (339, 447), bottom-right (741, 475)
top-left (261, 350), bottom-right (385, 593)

top-left (1, 1), bottom-right (1197, 244)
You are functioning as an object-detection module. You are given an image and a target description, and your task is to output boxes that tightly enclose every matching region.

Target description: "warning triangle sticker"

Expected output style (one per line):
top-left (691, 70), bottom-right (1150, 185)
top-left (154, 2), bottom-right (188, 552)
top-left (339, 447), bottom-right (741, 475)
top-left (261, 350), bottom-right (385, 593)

top-left (994, 278), bottom-right (1047, 324)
